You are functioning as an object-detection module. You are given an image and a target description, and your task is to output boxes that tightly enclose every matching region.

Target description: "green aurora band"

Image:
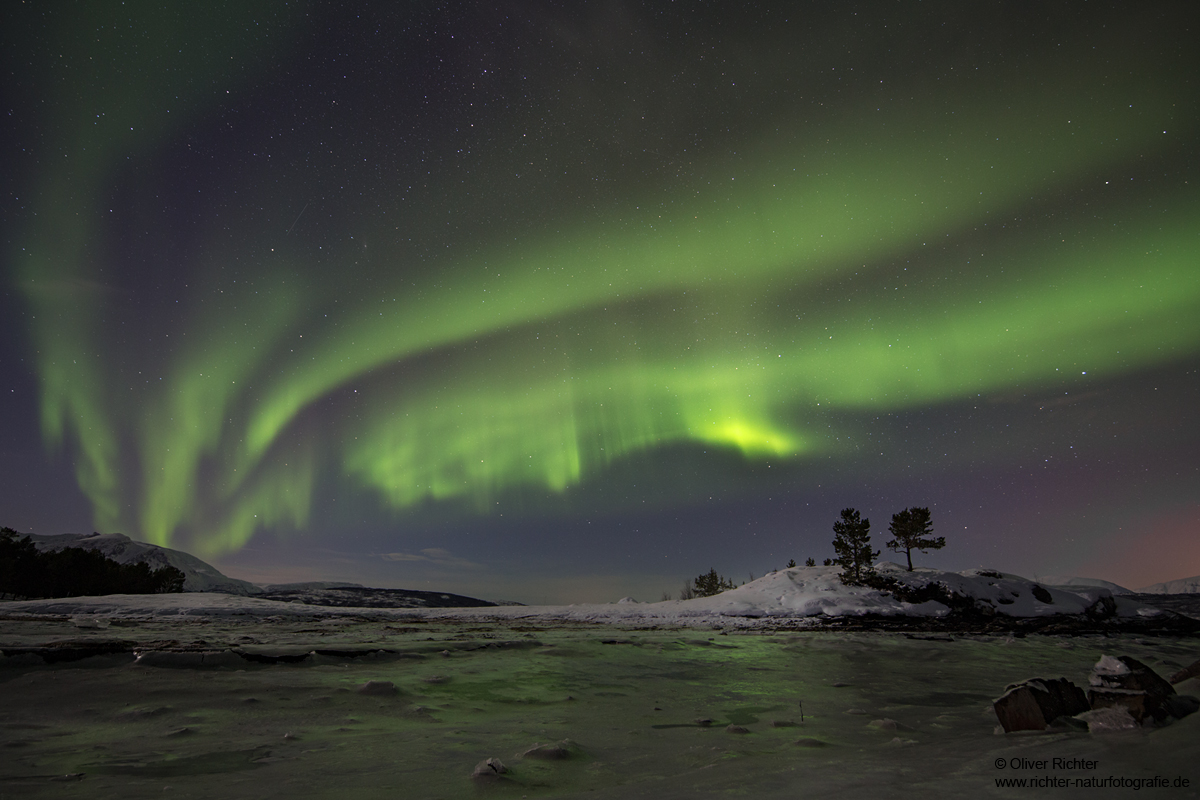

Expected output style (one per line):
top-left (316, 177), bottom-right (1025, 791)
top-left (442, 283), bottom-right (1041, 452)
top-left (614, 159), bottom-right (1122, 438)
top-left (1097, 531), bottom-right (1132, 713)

top-left (13, 8), bottom-right (1199, 556)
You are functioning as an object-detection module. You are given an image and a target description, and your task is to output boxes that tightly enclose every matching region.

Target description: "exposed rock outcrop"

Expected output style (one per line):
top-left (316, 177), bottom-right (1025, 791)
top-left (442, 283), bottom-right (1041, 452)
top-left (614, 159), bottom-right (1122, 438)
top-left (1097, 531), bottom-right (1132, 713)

top-left (1087, 655), bottom-right (1175, 724)
top-left (993, 677), bottom-right (1089, 732)
top-left (472, 758), bottom-right (508, 780)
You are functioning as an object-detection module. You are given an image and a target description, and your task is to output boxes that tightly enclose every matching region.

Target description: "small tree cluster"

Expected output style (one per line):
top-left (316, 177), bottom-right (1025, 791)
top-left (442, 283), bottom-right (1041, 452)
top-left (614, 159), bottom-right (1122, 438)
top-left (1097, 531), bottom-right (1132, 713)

top-left (0, 528), bottom-right (186, 599)
top-left (828, 506), bottom-right (944, 584)
top-left (692, 568), bottom-right (737, 598)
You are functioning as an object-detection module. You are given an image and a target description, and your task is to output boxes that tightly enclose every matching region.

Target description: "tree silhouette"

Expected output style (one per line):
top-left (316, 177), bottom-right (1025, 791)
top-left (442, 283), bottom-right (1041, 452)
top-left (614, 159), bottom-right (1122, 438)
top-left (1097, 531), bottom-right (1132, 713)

top-left (0, 527), bottom-right (185, 599)
top-left (885, 507), bottom-right (944, 571)
top-left (693, 568), bottom-right (736, 597)
top-left (831, 508), bottom-right (878, 585)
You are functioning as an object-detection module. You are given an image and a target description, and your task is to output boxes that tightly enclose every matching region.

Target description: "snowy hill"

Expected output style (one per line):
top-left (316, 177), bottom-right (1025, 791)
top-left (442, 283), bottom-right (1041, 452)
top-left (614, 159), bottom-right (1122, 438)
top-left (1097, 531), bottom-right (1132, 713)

top-left (652, 563), bottom-right (1132, 620)
top-left (24, 532), bottom-right (261, 595)
top-left (1037, 575), bottom-right (1133, 594)
top-left (6, 561), bottom-right (1178, 630)
top-left (1138, 575), bottom-right (1200, 594)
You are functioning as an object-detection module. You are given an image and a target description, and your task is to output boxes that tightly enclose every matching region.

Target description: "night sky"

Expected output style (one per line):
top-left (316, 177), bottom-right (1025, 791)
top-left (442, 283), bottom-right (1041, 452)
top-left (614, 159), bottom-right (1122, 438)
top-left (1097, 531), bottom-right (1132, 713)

top-left (2, 2), bottom-right (1198, 603)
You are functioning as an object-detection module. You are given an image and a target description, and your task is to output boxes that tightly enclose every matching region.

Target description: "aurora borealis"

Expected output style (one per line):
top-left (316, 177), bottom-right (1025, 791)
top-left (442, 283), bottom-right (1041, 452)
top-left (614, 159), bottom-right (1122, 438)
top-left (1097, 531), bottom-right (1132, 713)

top-left (3, 2), bottom-right (1198, 601)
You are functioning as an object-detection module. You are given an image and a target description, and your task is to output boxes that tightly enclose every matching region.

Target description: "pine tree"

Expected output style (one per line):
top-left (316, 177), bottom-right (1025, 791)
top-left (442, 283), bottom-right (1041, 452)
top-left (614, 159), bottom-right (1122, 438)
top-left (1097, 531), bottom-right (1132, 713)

top-left (885, 507), bottom-right (944, 570)
top-left (831, 508), bottom-right (878, 585)
top-left (693, 568), bottom-right (736, 597)
top-left (804, 557), bottom-right (815, 567)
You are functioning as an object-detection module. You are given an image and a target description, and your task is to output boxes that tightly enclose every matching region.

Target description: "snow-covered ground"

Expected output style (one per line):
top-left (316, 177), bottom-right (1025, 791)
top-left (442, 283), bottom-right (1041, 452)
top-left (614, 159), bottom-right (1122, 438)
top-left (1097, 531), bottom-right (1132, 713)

top-left (2, 562), bottom-right (1198, 798)
top-left (0, 562), bottom-right (1166, 627)
top-left (0, 608), bottom-right (1197, 798)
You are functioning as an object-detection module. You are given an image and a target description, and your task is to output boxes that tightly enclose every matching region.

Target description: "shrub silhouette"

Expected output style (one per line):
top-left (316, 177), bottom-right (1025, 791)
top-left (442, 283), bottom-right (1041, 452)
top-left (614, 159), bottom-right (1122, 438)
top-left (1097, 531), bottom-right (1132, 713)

top-left (692, 568), bottom-right (736, 598)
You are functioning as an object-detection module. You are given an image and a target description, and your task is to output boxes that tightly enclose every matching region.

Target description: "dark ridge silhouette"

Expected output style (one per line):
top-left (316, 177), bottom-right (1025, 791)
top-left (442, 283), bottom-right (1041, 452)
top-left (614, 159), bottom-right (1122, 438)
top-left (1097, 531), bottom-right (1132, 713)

top-left (0, 527), bottom-right (185, 599)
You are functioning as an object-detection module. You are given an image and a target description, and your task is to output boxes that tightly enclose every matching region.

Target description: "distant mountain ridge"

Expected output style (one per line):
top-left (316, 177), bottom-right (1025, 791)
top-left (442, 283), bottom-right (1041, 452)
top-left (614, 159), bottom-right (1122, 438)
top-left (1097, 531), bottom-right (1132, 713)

top-left (25, 533), bottom-right (263, 595)
top-left (256, 585), bottom-right (498, 609)
top-left (21, 532), bottom-right (499, 607)
top-left (1037, 575), bottom-right (1200, 596)
top-left (1038, 576), bottom-right (1133, 594)
top-left (1138, 576), bottom-right (1200, 594)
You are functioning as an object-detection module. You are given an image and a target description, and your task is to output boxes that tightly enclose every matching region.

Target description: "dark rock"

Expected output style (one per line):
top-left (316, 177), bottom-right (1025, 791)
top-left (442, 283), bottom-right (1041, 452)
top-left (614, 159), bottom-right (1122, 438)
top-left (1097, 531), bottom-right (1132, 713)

top-left (694, 718), bottom-right (713, 727)
top-left (472, 757), bottom-right (508, 780)
top-left (1031, 585), bottom-right (1053, 604)
top-left (993, 677), bottom-right (1089, 732)
top-left (1084, 595), bottom-right (1118, 620)
top-left (1087, 656), bottom-right (1176, 724)
top-left (1163, 695), bottom-right (1200, 719)
top-left (725, 724), bottom-right (750, 734)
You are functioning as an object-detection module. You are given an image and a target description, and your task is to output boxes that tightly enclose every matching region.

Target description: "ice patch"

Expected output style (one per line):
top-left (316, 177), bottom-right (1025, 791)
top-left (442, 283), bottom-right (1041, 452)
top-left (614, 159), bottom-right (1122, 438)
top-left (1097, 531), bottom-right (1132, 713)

top-left (1078, 706), bottom-right (1139, 732)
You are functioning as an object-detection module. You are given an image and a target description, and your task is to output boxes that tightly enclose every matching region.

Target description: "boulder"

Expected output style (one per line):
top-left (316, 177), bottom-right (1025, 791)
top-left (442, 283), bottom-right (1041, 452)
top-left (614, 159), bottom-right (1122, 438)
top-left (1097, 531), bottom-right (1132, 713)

top-left (993, 677), bottom-right (1089, 732)
top-left (472, 758), bottom-right (507, 780)
top-left (1163, 695), bottom-right (1200, 719)
top-left (1087, 655), bottom-right (1175, 724)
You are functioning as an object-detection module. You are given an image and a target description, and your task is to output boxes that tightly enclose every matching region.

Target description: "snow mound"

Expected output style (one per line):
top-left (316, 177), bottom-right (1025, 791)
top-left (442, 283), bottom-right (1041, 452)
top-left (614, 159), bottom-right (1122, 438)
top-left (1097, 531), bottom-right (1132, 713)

top-left (1137, 576), bottom-right (1200, 595)
top-left (25, 533), bottom-right (261, 595)
top-left (1, 562), bottom-right (1170, 626)
top-left (646, 563), bottom-right (1114, 620)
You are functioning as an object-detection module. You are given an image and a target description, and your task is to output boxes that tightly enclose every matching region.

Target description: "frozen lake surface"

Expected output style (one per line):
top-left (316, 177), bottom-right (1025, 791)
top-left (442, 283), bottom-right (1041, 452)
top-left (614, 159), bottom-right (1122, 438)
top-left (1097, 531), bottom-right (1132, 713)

top-left (2, 602), bottom-right (1198, 798)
